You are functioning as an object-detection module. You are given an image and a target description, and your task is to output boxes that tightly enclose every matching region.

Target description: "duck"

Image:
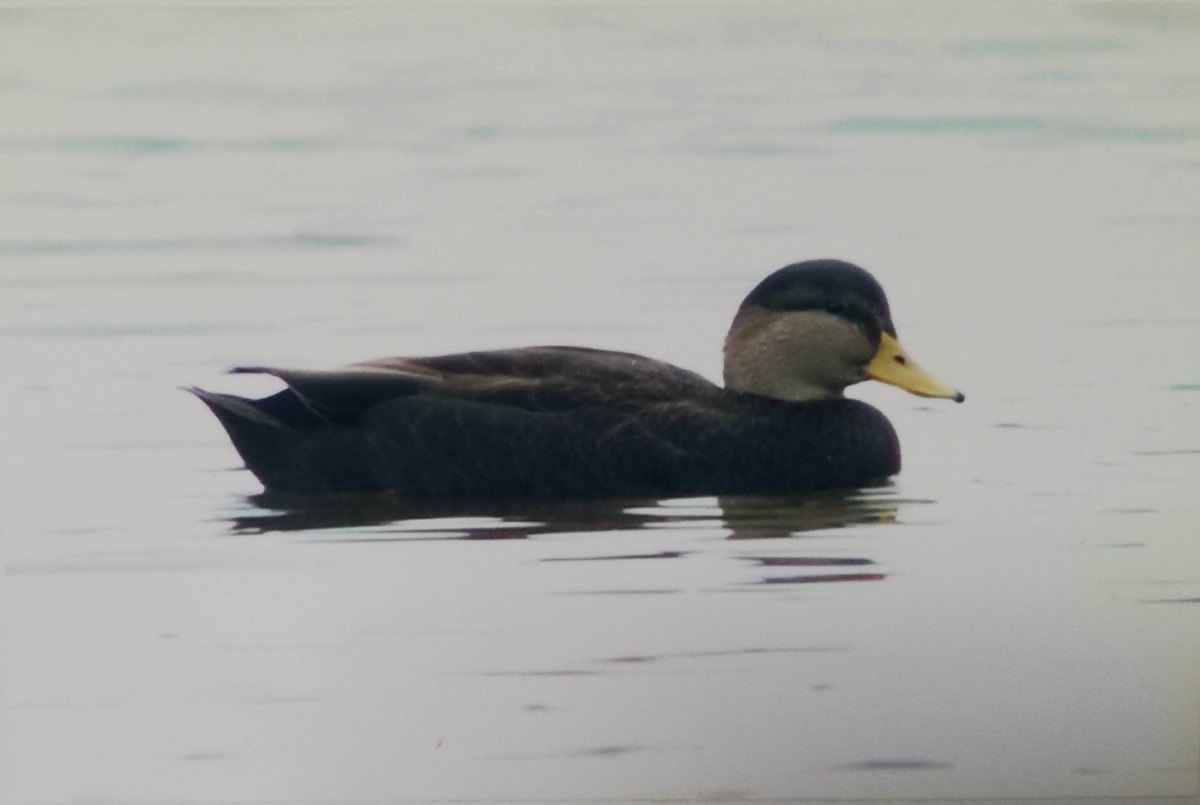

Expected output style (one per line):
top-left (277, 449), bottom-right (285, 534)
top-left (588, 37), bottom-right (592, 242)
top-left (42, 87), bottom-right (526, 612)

top-left (189, 259), bottom-right (963, 499)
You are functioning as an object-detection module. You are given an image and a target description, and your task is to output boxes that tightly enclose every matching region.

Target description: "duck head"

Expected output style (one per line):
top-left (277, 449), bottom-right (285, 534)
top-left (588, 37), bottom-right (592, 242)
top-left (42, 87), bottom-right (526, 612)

top-left (723, 259), bottom-right (964, 403)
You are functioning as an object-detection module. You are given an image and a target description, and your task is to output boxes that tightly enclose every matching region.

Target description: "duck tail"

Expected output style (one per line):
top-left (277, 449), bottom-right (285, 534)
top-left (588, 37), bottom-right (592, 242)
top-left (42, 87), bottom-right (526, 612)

top-left (185, 386), bottom-right (284, 427)
top-left (185, 386), bottom-right (300, 488)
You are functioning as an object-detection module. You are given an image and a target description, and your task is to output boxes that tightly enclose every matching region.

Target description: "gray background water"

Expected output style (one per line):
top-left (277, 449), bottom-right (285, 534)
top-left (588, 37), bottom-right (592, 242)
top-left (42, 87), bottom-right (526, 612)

top-left (3, 3), bottom-right (1198, 803)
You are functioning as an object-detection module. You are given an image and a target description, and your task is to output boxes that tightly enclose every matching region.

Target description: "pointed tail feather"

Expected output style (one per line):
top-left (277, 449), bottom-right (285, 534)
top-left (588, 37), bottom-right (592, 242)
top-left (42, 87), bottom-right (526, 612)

top-left (185, 386), bottom-right (285, 428)
top-left (186, 386), bottom-right (300, 489)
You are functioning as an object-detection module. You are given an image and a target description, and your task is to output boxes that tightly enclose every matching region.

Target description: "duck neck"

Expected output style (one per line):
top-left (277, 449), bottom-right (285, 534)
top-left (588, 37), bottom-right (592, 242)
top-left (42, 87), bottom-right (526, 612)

top-left (722, 308), bottom-right (870, 402)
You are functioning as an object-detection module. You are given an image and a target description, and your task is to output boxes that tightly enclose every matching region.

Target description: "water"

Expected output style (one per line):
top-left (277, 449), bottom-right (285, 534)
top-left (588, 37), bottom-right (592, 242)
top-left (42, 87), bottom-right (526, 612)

top-left (3, 4), bottom-right (1199, 803)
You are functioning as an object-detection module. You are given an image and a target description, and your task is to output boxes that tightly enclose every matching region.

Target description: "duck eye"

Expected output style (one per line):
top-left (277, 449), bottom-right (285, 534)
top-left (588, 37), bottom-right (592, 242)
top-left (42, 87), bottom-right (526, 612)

top-left (894, 355), bottom-right (907, 366)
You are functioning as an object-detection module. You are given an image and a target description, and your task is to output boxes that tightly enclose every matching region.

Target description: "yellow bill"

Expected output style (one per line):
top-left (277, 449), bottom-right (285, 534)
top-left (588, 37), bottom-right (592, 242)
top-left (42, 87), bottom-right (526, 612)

top-left (866, 332), bottom-right (964, 402)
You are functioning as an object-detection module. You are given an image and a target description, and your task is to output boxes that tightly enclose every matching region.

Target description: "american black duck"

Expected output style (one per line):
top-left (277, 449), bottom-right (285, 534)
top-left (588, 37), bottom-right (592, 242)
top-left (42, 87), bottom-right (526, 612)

top-left (190, 259), bottom-right (963, 498)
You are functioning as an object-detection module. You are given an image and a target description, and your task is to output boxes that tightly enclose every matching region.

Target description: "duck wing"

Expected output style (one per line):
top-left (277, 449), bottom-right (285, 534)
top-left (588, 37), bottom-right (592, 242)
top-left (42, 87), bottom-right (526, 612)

top-left (363, 346), bottom-right (717, 404)
top-left (188, 346), bottom-right (733, 494)
top-left (230, 346), bottom-right (718, 424)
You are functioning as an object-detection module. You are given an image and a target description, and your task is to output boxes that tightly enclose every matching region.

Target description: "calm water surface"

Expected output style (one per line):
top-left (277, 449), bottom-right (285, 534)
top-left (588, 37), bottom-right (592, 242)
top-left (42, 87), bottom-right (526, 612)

top-left (3, 4), bottom-right (1199, 803)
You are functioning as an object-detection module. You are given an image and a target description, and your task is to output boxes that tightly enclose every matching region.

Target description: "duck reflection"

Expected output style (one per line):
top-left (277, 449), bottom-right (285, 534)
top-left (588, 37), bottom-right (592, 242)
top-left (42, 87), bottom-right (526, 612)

top-left (228, 484), bottom-right (907, 542)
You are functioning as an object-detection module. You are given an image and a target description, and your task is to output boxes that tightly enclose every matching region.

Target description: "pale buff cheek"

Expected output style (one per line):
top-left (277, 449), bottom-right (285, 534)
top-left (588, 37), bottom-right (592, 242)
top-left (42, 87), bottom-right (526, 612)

top-left (723, 309), bottom-right (876, 401)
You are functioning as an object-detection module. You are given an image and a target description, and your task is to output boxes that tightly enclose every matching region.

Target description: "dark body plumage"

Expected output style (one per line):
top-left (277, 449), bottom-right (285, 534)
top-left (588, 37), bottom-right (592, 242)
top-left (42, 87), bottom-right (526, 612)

top-left (191, 346), bottom-right (899, 498)
top-left (190, 259), bottom-right (963, 499)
